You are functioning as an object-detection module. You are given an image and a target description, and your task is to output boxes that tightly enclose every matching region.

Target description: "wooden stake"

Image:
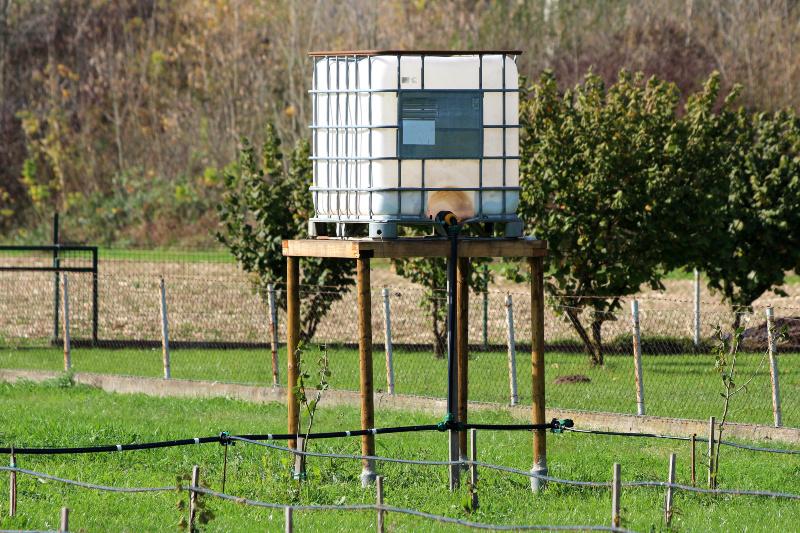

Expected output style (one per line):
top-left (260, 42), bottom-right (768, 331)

top-left (631, 300), bottom-right (645, 415)
top-left (505, 294), bottom-right (519, 406)
top-left (61, 274), bottom-right (71, 371)
top-left (268, 283), bottom-right (279, 387)
top-left (381, 288), bottom-right (395, 395)
top-left (189, 465), bottom-right (200, 531)
top-left (285, 506), bottom-right (293, 533)
top-left (665, 453), bottom-right (676, 526)
top-left (357, 257), bottom-right (376, 486)
top-left (376, 475), bottom-right (385, 533)
top-left (529, 257), bottom-right (547, 491)
top-left (707, 416), bottom-right (715, 489)
top-left (159, 277), bottom-right (171, 379)
top-left (690, 433), bottom-right (696, 486)
top-left (9, 450), bottom-right (16, 517)
top-left (766, 307), bottom-right (782, 427)
top-left (293, 437), bottom-right (306, 481)
top-left (59, 507), bottom-right (69, 533)
top-left (457, 257), bottom-right (469, 461)
top-left (611, 463), bottom-right (621, 528)
top-left (469, 428), bottom-right (478, 511)
top-left (287, 257), bottom-right (300, 450)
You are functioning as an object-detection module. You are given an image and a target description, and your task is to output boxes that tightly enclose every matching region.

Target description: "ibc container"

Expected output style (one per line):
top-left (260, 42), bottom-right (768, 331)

top-left (309, 50), bottom-right (523, 239)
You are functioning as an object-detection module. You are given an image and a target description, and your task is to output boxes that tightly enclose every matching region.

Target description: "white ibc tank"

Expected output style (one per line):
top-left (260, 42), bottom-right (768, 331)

top-left (309, 50), bottom-right (522, 238)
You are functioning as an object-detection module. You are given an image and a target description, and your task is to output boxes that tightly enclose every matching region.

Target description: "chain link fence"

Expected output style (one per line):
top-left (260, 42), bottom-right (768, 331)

top-left (1, 268), bottom-right (797, 429)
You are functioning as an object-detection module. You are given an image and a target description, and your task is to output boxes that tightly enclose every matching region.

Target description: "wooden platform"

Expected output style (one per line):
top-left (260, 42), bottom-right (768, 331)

top-left (282, 237), bottom-right (547, 259)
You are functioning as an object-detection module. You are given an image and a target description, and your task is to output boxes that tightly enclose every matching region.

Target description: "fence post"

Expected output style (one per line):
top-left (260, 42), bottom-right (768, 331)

top-left (268, 283), bottom-right (279, 387)
top-left (693, 268), bottom-right (701, 347)
top-left (664, 453), bottom-right (676, 526)
top-left (189, 465), bottom-right (200, 531)
top-left (469, 428), bottom-right (478, 511)
top-left (62, 274), bottom-right (71, 371)
top-left (9, 449), bottom-right (16, 517)
top-left (285, 506), bottom-right (293, 533)
top-left (766, 307), bottom-right (782, 427)
top-left (504, 294), bottom-right (519, 406)
top-left (529, 257), bottom-right (547, 492)
top-left (376, 475), bottom-right (385, 533)
top-left (159, 278), bottom-right (171, 379)
top-left (357, 257), bottom-right (377, 487)
top-left (381, 288), bottom-right (395, 395)
top-left (707, 416), bottom-right (715, 489)
top-left (482, 264), bottom-right (489, 350)
top-left (690, 433), bottom-right (696, 486)
top-left (59, 507), bottom-right (69, 533)
top-left (611, 463), bottom-right (621, 528)
top-left (631, 300), bottom-right (645, 415)
top-left (293, 437), bottom-right (306, 481)
top-left (52, 212), bottom-right (60, 344)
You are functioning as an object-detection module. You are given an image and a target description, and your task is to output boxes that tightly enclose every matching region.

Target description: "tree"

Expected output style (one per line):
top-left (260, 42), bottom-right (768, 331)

top-left (696, 108), bottom-right (800, 324)
top-left (512, 70), bottom-right (696, 365)
top-left (216, 124), bottom-right (354, 340)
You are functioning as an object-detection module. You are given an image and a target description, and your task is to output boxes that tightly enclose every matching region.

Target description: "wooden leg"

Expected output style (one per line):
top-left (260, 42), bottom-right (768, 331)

top-left (358, 257), bottom-right (377, 486)
top-left (457, 257), bottom-right (470, 461)
top-left (529, 257), bottom-right (547, 491)
top-left (287, 257), bottom-right (300, 450)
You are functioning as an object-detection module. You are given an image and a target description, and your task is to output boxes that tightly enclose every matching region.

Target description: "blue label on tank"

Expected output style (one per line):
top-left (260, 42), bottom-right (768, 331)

top-left (402, 119), bottom-right (436, 145)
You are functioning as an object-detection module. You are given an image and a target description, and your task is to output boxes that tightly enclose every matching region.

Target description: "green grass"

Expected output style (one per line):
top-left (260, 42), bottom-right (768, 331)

top-left (98, 247), bottom-right (235, 263)
top-left (0, 380), bottom-right (797, 532)
top-left (1, 345), bottom-right (797, 428)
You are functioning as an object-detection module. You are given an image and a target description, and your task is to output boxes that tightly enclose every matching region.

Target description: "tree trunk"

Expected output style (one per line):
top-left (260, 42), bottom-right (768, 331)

top-left (564, 307), bottom-right (603, 365)
top-left (590, 318), bottom-right (604, 366)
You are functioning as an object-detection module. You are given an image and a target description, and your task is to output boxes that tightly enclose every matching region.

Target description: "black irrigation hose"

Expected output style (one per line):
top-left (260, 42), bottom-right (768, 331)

top-left (0, 420), bottom-right (570, 456)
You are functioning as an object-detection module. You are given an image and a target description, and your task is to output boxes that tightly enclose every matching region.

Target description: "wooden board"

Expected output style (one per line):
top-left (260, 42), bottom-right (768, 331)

top-left (282, 238), bottom-right (547, 259)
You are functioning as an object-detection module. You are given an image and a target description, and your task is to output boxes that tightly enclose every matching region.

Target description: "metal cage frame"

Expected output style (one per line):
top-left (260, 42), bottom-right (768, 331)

top-left (307, 50), bottom-right (524, 239)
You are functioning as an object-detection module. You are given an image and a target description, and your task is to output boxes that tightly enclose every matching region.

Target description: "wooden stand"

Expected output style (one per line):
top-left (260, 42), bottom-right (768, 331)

top-left (282, 237), bottom-right (548, 489)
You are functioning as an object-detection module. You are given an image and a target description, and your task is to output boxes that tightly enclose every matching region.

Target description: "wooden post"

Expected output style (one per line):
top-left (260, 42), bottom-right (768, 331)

top-left (665, 453), bottom-right (676, 526)
top-left (357, 257), bottom-right (376, 486)
top-left (611, 463), bottom-right (621, 528)
top-left (59, 507), bottom-right (69, 533)
top-left (707, 416), bottom-right (715, 489)
top-left (189, 465), bottom-right (200, 531)
top-left (766, 307), bottom-right (782, 427)
top-left (284, 507), bottom-right (293, 533)
top-left (9, 450), bottom-right (16, 517)
top-left (376, 475), bottom-right (385, 533)
top-left (469, 428), bottom-right (478, 510)
top-left (287, 257), bottom-right (300, 450)
top-left (381, 288), bottom-right (395, 395)
top-left (529, 257), bottom-right (547, 491)
top-left (631, 299), bottom-right (645, 416)
top-left (62, 273), bottom-right (71, 371)
top-left (268, 283), bottom-right (280, 387)
top-left (691, 433), bottom-right (696, 486)
top-left (505, 294), bottom-right (519, 406)
top-left (457, 257), bottom-right (469, 461)
top-left (693, 268), bottom-right (701, 347)
top-left (293, 437), bottom-right (306, 480)
top-left (159, 277), bottom-right (171, 379)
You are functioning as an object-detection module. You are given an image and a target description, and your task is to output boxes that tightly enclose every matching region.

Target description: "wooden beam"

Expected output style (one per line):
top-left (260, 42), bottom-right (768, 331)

top-left (287, 257), bottom-right (300, 450)
top-left (357, 257), bottom-right (377, 485)
top-left (282, 238), bottom-right (547, 259)
top-left (529, 256), bottom-right (547, 491)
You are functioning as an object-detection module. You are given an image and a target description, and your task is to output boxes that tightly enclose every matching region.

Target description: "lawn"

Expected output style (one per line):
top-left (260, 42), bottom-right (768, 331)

top-left (0, 380), bottom-right (798, 532)
top-left (1, 345), bottom-right (797, 428)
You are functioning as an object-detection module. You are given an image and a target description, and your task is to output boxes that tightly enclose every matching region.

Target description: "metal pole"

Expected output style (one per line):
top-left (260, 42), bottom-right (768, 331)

top-left (529, 256), bottom-right (547, 492)
top-left (665, 453), bottom-right (676, 526)
top-left (457, 257), bottom-right (469, 462)
top-left (91, 248), bottom-right (98, 345)
top-left (766, 307), bottom-right (782, 427)
top-left (284, 507), bottom-right (293, 533)
top-left (693, 269), bottom-right (701, 347)
top-left (382, 288), bottom-right (395, 395)
top-left (59, 507), bottom-right (69, 533)
top-left (53, 212), bottom-right (60, 344)
top-left (376, 475), bottom-right (385, 533)
top-left (611, 463), bottom-right (621, 528)
top-left (469, 428), bottom-right (478, 510)
top-left (482, 263), bottom-right (489, 350)
top-left (505, 294), bottom-right (519, 406)
top-left (707, 416), bottom-right (716, 489)
top-left (62, 274), bottom-right (71, 371)
top-left (268, 283), bottom-right (279, 387)
top-left (631, 299), bottom-right (645, 415)
top-left (446, 231), bottom-right (460, 490)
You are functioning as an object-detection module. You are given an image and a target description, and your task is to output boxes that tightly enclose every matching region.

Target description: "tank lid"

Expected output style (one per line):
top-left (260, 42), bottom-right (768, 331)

top-left (308, 49), bottom-right (522, 57)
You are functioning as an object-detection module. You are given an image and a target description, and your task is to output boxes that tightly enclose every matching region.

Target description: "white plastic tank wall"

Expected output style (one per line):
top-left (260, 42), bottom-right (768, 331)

top-left (309, 50), bottom-right (522, 238)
